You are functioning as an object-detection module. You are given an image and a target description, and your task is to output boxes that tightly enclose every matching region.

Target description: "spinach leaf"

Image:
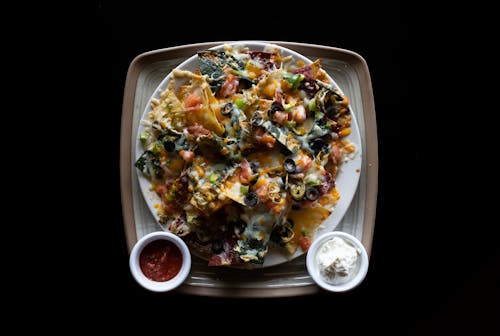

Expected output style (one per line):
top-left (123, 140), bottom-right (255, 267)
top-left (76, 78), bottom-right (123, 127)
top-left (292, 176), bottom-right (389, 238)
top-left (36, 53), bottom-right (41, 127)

top-left (135, 150), bottom-right (163, 179)
top-left (198, 50), bottom-right (246, 94)
top-left (261, 120), bottom-right (300, 153)
top-left (198, 56), bottom-right (225, 95)
top-left (197, 132), bottom-right (240, 162)
top-left (235, 238), bottom-right (267, 264)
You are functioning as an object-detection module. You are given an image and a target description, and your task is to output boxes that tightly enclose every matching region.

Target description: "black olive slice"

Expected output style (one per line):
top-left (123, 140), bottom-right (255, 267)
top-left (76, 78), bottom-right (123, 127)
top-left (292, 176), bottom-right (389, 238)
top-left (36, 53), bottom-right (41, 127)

top-left (163, 140), bottom-right (175, 152)
top-left (304, 187), bottom-right (319, 201)
top-left (222, 103), bottom-right (233, 116)
top-left (244, 192), bottom-right (259, 207)
top-left (309, 138), bottom-right (329, 153)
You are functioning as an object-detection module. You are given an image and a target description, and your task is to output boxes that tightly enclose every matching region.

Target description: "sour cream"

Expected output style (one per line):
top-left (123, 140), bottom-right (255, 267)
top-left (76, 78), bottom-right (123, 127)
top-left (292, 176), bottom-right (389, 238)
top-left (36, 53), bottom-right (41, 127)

top-left (316, 236), bottom-right (360, 285)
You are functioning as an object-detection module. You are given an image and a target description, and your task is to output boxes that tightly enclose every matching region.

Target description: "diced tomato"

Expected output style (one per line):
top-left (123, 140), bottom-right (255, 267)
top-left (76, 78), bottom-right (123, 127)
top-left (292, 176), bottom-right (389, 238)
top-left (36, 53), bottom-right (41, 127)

top-left (239, 159), bottom-right (253, 184)
top-left (273, 110), bottom-right (289, 125)
top-left (298, 236), bottom-right (312, 251)
top-left (179, 150), bottom-right (194, 163)
top-left (219, 75), bottom-right (239, 98)
top-left (331, 145), bottom-right (342, 164)
top-left (291, 105), bottom-right (306, 123)
top-left (208, 255), bottom-right (223, 266)
top-left (296, 153), bottom-right (312, 171)
top-left (187, 124), bottom-right (210, 136)
top-left (184, 93), bottom-right (202, 110)
top-left (255, 185), bottom-right (269, 202)
top-left (254, 128), bottom-right (276, 148)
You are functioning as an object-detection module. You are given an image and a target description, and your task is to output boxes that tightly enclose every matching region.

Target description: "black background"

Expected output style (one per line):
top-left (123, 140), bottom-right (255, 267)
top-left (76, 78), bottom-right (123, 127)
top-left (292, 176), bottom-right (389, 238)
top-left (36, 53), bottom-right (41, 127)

top-left (33, 2), bottom-right (497, 331)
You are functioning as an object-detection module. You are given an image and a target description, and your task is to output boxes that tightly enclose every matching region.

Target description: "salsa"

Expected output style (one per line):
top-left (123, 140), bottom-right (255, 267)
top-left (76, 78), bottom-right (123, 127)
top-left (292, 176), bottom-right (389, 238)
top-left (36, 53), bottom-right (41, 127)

top-left (139, 239), bottom-right (183, 282)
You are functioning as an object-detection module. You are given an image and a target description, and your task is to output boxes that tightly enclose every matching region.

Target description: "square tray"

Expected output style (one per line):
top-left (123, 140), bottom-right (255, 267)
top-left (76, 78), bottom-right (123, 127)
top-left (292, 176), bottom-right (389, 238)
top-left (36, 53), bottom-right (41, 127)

top-left (120, 41), bottom-right (378, 297)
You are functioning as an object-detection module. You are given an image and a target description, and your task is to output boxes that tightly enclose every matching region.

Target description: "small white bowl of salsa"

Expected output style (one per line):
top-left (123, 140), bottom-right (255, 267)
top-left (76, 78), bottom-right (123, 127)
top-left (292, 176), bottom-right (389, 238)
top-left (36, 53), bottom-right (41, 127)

top-left (129, 231), bottom-right (191, 292)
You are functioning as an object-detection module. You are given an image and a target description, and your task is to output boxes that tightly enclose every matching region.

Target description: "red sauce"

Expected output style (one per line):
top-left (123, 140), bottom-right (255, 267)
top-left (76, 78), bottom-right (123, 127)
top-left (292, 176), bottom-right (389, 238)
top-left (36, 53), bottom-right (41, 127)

top-left (139, 239), bottom-right (183, 282)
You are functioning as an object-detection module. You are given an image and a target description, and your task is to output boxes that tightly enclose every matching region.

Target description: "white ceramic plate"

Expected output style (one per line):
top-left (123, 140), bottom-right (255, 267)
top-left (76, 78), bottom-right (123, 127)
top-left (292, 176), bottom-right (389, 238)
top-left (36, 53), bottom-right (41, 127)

top-left (135, 41), bottom-right (362, 267)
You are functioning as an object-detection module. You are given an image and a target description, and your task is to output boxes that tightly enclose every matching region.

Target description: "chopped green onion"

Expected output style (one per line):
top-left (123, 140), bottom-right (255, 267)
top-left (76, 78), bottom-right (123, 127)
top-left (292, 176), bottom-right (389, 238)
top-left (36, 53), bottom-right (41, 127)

top-left (140, 131), bottom-right (150, 144)
top-left (309, 99), bottom-right (317, 112)
top-left (307, 179), bottom-right (321, 187)
top-left (240, 185), bottom-right (249, 195)
top-left (186, 213), bottom-right (197, 224)
top-left (233, 69), bottom-right (246, 77)
top-left (209, 173), bottom-right (219, 183)
top-left (283, 73), bottom-right (304, 89)
top-left (285, 120), bottom-right (296, 129)
top-left (234, 98), bottom-right (246, 110)
top-left (151, 142), bottom-right (163, 155)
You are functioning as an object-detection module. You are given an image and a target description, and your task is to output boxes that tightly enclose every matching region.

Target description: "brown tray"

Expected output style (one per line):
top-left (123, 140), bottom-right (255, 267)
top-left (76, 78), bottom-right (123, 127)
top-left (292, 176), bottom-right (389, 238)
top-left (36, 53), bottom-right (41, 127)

top-left (120, 41), bottom-right (378, 297)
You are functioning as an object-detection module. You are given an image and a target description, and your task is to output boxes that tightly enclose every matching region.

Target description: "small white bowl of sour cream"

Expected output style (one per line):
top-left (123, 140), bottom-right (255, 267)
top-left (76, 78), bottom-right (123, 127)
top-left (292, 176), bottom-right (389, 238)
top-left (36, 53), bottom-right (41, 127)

top-left (306, 231), bottom-right (369, 292)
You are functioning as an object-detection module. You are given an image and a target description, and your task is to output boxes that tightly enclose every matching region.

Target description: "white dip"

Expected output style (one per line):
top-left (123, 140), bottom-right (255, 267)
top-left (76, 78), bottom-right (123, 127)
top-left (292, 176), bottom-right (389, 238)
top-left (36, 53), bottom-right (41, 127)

top-left (316, 237), bottom-right (360, 285)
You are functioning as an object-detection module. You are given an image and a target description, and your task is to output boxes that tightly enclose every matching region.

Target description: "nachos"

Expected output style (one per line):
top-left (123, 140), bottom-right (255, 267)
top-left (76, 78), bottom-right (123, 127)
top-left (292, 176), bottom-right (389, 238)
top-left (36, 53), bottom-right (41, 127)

top-left (136, 44), bottom-right (356, 266)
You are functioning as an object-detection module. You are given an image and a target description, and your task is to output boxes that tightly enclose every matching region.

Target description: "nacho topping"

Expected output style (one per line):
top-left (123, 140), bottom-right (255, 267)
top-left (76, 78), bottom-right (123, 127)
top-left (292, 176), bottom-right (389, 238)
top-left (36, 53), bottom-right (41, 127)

top-left (136, 44), bottom-right (356, 266)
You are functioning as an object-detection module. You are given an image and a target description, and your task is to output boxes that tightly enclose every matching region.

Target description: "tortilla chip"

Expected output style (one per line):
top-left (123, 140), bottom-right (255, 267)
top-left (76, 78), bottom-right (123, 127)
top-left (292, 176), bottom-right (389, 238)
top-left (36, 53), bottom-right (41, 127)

top-left (173, 69), bottom-right (225, 135)
top-left (220, 177), bottom-right (246, 205)
top-left (287, 205), bottom-right (331, 253)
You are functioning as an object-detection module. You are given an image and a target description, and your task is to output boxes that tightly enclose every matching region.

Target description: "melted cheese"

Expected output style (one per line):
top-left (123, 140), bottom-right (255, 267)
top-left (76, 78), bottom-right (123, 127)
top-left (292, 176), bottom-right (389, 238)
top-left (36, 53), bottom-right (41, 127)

top-left (172, 69), bottom-right (225, 135)
top-left (288, 205), bottom-right (331, 253)
top-left (221, 178), bottom-right (245, 205)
